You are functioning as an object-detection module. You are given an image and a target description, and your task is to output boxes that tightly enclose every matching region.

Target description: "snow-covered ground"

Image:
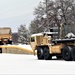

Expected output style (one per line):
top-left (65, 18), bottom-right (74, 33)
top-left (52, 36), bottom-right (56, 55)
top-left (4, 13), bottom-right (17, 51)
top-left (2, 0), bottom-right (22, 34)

top-left (0, 54), bottom-right (75, 74)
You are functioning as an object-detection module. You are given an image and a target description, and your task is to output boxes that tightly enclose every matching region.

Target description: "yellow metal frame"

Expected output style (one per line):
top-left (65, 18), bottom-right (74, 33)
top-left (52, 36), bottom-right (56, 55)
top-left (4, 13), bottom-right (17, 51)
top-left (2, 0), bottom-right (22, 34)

top-left (0, 45), bottom-right (34, 54)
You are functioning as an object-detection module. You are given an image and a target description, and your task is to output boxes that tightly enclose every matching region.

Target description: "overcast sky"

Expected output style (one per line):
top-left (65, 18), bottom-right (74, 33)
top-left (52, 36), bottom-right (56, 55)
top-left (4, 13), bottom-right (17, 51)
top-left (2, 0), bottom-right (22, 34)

top-left (0, 0), bottom-right (43, 32)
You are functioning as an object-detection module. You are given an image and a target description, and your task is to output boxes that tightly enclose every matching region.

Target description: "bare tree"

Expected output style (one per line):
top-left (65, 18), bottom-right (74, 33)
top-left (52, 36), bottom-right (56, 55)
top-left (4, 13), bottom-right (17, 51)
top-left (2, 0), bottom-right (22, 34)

top-left (29, 0), bottom-right (75, 37)
top-left (29, 18), bottom-right (44, 34)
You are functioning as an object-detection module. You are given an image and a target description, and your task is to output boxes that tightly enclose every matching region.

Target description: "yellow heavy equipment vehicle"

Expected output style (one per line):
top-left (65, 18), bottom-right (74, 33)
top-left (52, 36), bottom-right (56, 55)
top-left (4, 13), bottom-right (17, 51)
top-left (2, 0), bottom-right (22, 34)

top-left (30, 25), bottom-right (75, 61)
top-left (0, 27), bottom-right (12, 45)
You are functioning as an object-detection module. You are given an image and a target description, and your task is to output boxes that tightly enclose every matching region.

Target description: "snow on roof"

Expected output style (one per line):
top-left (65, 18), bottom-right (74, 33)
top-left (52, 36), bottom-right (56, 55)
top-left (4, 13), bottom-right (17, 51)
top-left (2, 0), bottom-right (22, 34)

top-left (65, 33), bottom-right (75, 38)
top-left (31, 32), bottom-right (58, 37)
top-left (31, 33), bottom-right (43, 37)
top-left (43, 32), bottom-right (58, 34)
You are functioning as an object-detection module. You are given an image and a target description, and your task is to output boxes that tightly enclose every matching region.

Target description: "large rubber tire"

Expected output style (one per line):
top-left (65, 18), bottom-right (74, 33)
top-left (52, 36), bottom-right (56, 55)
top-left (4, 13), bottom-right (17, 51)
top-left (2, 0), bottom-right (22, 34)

top-left (8, 40), bottom-right (12, 44)
top-left (44, 47), bottom-right (52, 60)
top-left (0, 48), bottom-right (2, 53)
top-left (37, 47), bottom-right (44, 60)
top-left (0, 41), bottom-right (3, 45)
top-left (71, 47), bottom-right (75, 61)
top-left (62, 46), bottom-right (72, 61)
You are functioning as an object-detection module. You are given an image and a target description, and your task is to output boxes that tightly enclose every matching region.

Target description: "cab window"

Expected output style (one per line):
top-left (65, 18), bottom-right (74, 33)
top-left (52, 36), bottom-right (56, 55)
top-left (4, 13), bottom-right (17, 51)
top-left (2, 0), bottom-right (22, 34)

top-left (31, 37), bottom-right (35, 42)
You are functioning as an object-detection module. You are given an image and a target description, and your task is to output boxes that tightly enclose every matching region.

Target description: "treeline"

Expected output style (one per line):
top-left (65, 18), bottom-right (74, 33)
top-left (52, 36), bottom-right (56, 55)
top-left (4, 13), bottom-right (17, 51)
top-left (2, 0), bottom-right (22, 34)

top-left (29, 0), bottom-right (75, 35)
top-left (14, 0), bottom-right (75, 44)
